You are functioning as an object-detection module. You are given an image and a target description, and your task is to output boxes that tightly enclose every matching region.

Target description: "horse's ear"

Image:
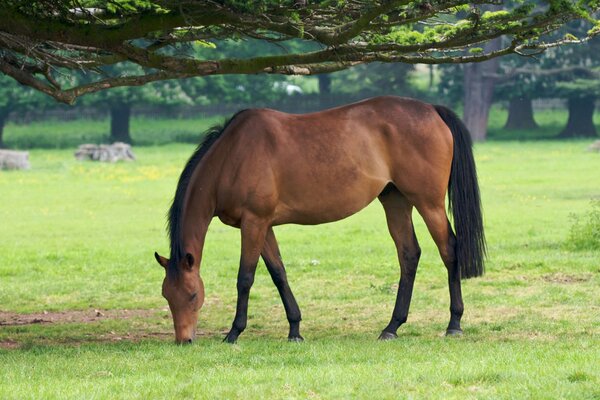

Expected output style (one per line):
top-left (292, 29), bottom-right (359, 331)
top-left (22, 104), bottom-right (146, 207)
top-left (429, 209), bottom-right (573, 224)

top-left (184, 253), bottom-right (195, 270)
top-left (154, 252), bottom-right (169, 269)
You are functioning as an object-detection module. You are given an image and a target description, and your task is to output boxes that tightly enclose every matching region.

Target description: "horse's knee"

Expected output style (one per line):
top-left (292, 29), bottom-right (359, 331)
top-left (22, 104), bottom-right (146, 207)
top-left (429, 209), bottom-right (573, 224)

top-left (237, 271), bottom-right (255, 292)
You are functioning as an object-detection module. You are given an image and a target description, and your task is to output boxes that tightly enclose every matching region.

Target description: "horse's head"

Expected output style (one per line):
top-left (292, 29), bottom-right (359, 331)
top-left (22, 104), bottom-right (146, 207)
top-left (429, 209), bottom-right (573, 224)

top-left (154, 252), bottom-right (204, 344)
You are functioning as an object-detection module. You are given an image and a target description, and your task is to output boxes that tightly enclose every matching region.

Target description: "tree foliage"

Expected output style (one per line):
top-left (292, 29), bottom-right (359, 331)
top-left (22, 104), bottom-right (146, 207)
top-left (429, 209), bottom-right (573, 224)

top-left (0, 0), bottom-right (599, 103)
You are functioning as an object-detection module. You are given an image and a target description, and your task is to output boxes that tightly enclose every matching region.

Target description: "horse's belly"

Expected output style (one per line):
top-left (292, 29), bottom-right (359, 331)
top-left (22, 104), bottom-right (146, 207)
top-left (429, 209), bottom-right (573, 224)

top-left (272, 174), bottom-right (388, 225)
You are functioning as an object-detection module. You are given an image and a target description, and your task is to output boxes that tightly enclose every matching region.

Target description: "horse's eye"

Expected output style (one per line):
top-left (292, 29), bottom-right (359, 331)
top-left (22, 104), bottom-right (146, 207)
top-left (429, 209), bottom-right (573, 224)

top-left (190, 292), bottom-right (198, 301)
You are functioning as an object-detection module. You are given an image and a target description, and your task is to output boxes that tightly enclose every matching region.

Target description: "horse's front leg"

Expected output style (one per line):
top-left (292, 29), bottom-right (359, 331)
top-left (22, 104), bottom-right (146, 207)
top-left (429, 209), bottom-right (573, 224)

top-left (261, 227), bottom-right (303, 342)
top-left (224, 216), bottom-right (268, 343)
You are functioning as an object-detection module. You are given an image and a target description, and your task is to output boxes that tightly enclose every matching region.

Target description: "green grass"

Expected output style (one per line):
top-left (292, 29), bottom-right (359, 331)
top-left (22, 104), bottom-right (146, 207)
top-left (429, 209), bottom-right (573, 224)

top-left (1, 141), bottom-right (599, 399)
top-left (3, 116), bottom-right (225, 149)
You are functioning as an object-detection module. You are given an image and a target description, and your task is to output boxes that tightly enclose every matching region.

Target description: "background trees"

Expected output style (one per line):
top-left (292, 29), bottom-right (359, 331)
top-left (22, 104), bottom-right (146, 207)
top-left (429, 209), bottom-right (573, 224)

top-left (0, 76), bottom-right (47, 148)
top-left (82, 66), bottom-right (193, 143)
top-left (0, 0), bottom-right (598, 103)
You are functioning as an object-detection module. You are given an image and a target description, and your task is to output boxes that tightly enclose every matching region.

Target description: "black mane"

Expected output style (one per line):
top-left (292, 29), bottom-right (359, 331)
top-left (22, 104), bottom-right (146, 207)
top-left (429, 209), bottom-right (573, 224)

top-left (167, 110), bottom-right (247, 276)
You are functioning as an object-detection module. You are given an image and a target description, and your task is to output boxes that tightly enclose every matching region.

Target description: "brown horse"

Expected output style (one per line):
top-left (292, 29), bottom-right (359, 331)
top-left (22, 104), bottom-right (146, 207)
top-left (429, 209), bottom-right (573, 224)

top-left (154, 96), bottom-right (485, 344)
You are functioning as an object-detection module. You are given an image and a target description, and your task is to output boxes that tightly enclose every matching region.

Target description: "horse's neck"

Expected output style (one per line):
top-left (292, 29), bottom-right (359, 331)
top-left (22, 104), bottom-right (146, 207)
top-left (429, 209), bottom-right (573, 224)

top-left (181, 174), bottom-right (216, 264)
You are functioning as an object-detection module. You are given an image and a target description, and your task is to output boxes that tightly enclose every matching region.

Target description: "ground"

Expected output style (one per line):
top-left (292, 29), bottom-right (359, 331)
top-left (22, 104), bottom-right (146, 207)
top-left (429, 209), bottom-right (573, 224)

top-left (0, 140), bottom-right (598, 399)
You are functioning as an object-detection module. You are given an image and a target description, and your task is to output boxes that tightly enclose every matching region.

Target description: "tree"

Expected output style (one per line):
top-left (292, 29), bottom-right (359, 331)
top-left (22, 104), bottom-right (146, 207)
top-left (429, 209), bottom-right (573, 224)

top-left (556, 80), bottom-right (599, 137)
top-left (0, 75), bottom-right (47, 148)
top-left (462, 37), bottom-right (502, 141)
top-left (81, 64), bottom-right (193, 143)
top-left (179, 39), bottom-right (300, 107)
top-left (547, 32), bottom-right (600, 138)
top-left (330, 62), bottom-right (415, 98)
top-left (490, 17), bottom-right (600, 137)
top-left (0, 0), bottom-right (598, 103)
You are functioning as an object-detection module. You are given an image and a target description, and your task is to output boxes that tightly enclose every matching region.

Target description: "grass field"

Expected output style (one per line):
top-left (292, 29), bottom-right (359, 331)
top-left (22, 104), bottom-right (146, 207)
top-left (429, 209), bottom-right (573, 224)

top-left (0, 138), bottom-right (599, 399)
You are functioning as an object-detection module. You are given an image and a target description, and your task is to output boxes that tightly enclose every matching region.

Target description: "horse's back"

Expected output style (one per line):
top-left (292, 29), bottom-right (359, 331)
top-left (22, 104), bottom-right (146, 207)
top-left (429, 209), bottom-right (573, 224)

top-left (213, 96), bottom-right (453, 226)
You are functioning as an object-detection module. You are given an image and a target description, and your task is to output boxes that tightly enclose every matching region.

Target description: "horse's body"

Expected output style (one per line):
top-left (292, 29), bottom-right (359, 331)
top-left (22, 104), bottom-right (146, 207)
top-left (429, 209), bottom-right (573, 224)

top-left (155, 96), bottom-right (485, 343)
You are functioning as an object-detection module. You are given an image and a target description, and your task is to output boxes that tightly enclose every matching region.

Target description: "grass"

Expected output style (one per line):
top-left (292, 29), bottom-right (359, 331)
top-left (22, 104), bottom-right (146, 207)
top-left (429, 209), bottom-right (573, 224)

top-left (3, 116), bottom-right (225, 149)
top-left (0, 140), bottom-right (599, 399)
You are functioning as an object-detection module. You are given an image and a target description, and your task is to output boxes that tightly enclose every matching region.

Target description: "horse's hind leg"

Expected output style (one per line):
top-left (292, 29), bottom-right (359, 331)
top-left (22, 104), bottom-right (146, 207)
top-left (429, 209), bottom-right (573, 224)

top-left (261, 227), bottom-right (303, 342)
top-left (224, 215), bottom-right (269, 343)
top-left (378, 188), bottom-right (422, 340)
top-left (416, 204), bottom-right (464, 335)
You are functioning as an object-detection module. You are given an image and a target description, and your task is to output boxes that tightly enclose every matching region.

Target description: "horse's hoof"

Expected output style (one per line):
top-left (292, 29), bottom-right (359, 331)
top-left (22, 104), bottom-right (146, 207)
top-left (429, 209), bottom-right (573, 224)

top-left (378, 331), bottom-right (398, 341)
top-left (223, 332), bottom-right (239, 343)
top-left (445, 329), bottom-right (463, 337)
top-left (288, 335), bottom-right (304, 343)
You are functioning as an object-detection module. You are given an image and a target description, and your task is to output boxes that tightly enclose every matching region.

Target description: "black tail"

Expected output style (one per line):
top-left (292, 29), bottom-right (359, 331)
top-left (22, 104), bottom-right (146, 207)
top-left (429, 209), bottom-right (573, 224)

top-left (434, 105), bottom-right (486, 279)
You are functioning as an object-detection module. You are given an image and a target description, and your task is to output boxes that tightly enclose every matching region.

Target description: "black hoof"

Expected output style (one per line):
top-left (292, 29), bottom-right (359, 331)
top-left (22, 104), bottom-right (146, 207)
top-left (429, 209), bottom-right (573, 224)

top-left (378, 331), bottom-right (398, 341)
top-left (288, 335), bottom-right (304, 343)
top-left (223, 331), bottom-right (239, 343)
top-left (445, 329), bottom-right (463, 337)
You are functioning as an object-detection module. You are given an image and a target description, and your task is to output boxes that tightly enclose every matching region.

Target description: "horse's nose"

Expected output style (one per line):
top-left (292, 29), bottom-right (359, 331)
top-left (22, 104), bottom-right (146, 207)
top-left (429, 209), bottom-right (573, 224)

top-left (186, 338), bottom-right (193, 344)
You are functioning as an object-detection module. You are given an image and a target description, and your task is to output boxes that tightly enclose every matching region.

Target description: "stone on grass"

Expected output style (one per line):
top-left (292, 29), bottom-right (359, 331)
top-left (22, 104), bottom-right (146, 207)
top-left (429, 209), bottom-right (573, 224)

top-left (587, 140), bottom-right (600, 152)
top-left (75, 142), bottom-right (136, 162)
top-left (0, 150), bottom-right (30, 170)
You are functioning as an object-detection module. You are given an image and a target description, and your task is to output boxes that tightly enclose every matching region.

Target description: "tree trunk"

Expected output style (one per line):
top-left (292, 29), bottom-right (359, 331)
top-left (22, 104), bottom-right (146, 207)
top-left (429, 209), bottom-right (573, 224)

top-left (463, 43), bottom-right (500, 141)
top-left (558, 96), bottom-right (597, 138)
top-left (318, 74), bottom-right (331, 95)
top-left (462, 5), bottom-right (501, 142)
top-left (0, 111), bottom-right (6, 149)
top-left (109, 104), bottom-right (132, 143)
top-left (318, 74), bottom-right (332, 109)
top-left (504, 97), bottom-right (538, 130)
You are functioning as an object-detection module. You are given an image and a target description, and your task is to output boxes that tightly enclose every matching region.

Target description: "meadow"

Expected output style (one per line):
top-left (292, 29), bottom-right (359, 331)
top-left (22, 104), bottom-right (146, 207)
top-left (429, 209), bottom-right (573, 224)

top-left (0, 115), bottom-right (599, 398)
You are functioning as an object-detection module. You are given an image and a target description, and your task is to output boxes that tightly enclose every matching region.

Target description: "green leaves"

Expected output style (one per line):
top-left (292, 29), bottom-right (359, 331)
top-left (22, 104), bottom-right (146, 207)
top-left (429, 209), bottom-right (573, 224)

top-left (1, 0), bottom-right (599, 102)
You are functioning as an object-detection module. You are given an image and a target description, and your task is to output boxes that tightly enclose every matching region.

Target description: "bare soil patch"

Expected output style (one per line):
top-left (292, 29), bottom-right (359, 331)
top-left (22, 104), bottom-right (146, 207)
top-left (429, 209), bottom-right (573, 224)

top-left (541, 273), bottom-right (593, 284)
top-left (0, 308), bottom-right (220, 349)
top-left (0, 308), bottom-right (167, 327)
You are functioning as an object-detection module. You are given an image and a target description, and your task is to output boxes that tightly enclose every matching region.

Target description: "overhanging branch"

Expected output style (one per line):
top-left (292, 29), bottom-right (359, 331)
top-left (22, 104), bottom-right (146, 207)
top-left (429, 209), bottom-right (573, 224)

top-left (0, 0), bottom-right (598, 102)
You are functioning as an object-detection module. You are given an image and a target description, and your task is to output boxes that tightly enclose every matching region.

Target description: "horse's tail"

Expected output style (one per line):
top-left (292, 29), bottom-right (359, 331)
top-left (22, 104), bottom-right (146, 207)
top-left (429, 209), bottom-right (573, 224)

top-left (434, 105), bottom-right (486, 279)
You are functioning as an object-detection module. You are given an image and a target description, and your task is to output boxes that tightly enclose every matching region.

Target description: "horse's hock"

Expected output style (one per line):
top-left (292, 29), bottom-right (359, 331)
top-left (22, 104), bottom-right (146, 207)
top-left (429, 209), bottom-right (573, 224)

top-left (0, 150), bottom-right (30, 170)
top-left (75, 142), bottom-right (136, 162)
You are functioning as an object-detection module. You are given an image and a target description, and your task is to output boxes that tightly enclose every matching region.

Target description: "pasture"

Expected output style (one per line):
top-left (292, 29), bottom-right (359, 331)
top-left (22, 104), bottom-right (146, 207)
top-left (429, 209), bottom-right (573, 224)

top-left (0, 135), bottom-right (599, 398)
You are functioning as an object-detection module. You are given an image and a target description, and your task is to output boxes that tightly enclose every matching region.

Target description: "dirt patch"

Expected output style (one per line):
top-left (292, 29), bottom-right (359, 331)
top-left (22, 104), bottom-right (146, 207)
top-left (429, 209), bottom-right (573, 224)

top-left (0, 308), bottom-right (168, 327)
top-left (0, 339), bottom-right (19, 349)
top-left (541, 273), bottom-right (592, 284)
top-left (0, 308), bottom-right (224, 349)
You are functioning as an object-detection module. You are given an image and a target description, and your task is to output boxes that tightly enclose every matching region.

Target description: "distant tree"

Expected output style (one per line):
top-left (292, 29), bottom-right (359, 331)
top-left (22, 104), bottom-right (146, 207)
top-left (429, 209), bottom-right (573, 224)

top-left (462, 37), bottom-right (502, 141)
top-left (0, 75), bottom-right (46, 148)
top-left (492, 57), bottom-right (547, 130)
top-left (549, 32), bottom-right (600, 138)
top-left (555, 79), bottom-right (599, 137)
top-left (179, 39), bottom-right (301, 107)
top-left (83, 64), bottom-right (193, 143)
top-left (330, 63), bottom-right (415, 98)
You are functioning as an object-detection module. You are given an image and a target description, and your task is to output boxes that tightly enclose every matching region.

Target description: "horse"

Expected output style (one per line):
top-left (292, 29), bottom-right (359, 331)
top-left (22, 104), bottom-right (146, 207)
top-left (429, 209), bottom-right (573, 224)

top-left (154, 96), bottom-right (485, 344)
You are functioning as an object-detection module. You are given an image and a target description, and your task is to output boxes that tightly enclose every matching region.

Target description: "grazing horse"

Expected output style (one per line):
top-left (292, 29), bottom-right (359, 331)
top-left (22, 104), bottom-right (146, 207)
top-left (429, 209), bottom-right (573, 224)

top-left (154, 96), bottom-right (485, 344)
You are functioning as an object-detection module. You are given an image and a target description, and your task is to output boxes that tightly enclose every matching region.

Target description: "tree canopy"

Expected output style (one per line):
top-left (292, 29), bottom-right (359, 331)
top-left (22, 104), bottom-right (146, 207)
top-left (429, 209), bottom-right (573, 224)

top-left (1, 0), bottom-right (599, 103)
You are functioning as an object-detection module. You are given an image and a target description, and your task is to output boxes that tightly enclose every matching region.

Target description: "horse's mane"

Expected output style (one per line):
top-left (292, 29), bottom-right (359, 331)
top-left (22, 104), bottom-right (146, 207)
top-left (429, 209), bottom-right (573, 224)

top-left (167, 110), bottom-right (247, 276)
